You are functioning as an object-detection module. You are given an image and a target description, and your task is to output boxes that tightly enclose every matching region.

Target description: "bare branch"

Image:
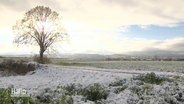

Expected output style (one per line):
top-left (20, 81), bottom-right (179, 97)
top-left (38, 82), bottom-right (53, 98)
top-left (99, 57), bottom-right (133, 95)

top-left (13, 6), bottom-right (67, 63)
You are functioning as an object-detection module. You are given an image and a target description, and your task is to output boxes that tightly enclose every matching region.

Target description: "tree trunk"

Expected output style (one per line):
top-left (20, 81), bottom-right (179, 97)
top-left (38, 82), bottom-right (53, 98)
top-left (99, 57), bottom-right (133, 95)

top-left (39, 48), bottom-right (44, 64)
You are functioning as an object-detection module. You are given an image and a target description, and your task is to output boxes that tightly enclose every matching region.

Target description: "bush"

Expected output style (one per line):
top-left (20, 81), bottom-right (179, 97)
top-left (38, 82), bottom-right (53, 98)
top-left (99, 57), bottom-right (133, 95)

top-left (134, 72), bottom-right (166, 84)
top-left (0, 88), bottom-right (33, 104)
top-left (62, 84), bottom-right (76, 96)
top-left (129, 85), bottom-right (142, 95)
top-left (35, 84), bottom-right (108, 103)
top-left (114, 85), bottom-right (128, 94)
top-left (109, 79), bottom-right (127, 86)
top-left (0, 88), bottom-right (11, 104)
top-left (0, 59), bottom-right (37, 75)
top-left (33, 55), bottom-right (51, 64)
top-left (36, 88), bottom-right (54, 103)
top-left (35, 87), bottom-right (74, 104)
top-left (60, 95), bottom-right (73, 104)
top-left (81, 83), bottom-right (109, 102)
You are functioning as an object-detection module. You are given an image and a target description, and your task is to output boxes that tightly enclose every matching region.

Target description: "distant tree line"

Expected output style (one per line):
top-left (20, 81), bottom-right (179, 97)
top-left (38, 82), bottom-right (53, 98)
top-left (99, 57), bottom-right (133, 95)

top-left (105, 57), bottom-right (184, 61)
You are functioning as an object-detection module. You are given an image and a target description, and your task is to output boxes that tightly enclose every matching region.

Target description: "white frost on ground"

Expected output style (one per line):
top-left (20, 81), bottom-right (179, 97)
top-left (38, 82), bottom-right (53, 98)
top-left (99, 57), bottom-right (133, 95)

top-left (0, 65), bottom-right (132, 94)
top-left (0, 64), bottom-right (184, 104)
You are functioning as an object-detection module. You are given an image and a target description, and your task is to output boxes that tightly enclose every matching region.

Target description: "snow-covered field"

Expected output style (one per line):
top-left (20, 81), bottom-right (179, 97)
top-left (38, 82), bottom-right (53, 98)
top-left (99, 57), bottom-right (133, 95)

top-left (0, 65), bottom-right (133, 93)
top-left (0, 64), bottom-right (184, 104)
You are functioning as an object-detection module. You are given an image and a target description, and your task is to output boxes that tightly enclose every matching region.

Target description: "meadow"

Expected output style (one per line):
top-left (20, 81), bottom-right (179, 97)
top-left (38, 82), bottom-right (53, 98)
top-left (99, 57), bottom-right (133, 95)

top-left (1, 56), bottom-right (184, 72)
top-left (56, 60), bottom-right (184, 72)
top-left (1, 56), bottom-right (184, 103)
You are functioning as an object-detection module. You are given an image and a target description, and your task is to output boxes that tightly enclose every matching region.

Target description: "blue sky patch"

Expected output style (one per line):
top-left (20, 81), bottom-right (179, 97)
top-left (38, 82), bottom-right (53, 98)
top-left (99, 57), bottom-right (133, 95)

top-left (120, 22), bottom-right (184, 40)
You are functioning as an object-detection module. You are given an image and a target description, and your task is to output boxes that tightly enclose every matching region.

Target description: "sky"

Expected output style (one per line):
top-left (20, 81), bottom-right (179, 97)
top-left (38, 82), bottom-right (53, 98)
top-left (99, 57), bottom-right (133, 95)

top-left (0, 0), bottom-right (184, 55)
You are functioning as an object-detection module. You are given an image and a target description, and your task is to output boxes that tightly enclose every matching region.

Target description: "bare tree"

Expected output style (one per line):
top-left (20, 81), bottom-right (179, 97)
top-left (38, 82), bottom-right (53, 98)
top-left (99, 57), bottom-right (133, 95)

top-left (13, 6), bottom-right (67, 63)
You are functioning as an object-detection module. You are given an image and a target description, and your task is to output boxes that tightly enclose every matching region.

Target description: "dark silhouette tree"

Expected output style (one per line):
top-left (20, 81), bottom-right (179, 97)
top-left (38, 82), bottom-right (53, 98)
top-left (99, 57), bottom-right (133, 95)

top-left (13, 6), bottom-right (67, 63)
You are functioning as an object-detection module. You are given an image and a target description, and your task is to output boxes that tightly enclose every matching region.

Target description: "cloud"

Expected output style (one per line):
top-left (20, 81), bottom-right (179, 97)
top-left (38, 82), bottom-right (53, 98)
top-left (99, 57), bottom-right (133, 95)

top-left (0, 0), bottom-right (62, 12)
top-left (101, 0), bottom-right (184, 24)
top-left (0, 0), bottom-right (31, 11)
top-left (56, 29), bottom-right (158, 54)
top-left (101, 0), bottom-right (139, 8)
top-left (1, 0), bottom-right (184, 29)
top-left (129, 37), bottom-right (184, 56)
top-left (1, 0), bottom-right (184, 55)
top-left (170, 43), bottom-right (184, 51)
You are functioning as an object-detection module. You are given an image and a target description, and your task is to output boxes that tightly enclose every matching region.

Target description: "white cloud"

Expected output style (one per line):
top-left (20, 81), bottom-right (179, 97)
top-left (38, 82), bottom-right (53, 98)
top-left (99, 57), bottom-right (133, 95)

top-left (2, 0), bottom-right (184, 28)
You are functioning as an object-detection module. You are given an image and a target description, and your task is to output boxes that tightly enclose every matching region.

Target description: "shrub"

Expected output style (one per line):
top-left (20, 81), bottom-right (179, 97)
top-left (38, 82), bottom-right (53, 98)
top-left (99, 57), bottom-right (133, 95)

top-left (0, 88), bottom-right (33, 104)
top-left (0, 59), bottom-right (37, 75)
top-left (114, 85), bottom-right (128, 94)
top-left (109, 79), bottom-right (127, 86)
top-left (62, 84), bottom-right (76, 96)
top-left (0, 88), bottom-right (11, 104)
top-left (129, 85), bottom-right (142, 95)
top-left (33, 55), bottom-right (51, 64)
top-left (60, 95), bottom-right (73, 104)
top-left (142, 84), bottom-right (153, 95)
top-left (134, 72), bottom-right (166, 84)
top-left (81, 83), bottom-right (109, 102)
top-left (36, 88), bottom-right (53, 103)
top-left (35, 87), bottom-right (74, 104)
top-left (95, 99), bottom-right (107, 104)
top-left (36, 84), bottom-right (108, 103)
top-left (0, 88), bottom-right (74, 104)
